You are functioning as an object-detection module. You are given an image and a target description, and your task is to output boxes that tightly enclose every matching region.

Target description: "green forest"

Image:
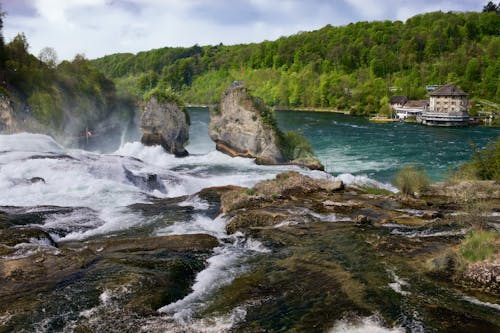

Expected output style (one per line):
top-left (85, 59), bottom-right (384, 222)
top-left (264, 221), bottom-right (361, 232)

top-left (92, 9), bottom-right (500, 116)
top-left (0, 14), bottom-right (134, 142)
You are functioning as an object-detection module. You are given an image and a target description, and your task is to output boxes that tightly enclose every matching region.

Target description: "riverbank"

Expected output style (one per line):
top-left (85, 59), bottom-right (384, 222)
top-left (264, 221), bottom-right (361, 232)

top-left (273, 106), bottom-right (350, 114)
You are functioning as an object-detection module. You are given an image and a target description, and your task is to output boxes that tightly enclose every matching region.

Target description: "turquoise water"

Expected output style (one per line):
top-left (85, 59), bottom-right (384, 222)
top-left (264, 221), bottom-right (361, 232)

top-left (275, 111), bottom-right (500, 182)
top-left (189, 110), bottom-right (500, 184)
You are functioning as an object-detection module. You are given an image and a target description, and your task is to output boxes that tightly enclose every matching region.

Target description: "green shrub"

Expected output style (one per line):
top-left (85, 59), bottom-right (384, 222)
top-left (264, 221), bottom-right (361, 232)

top-left (394, 166), bottom-right (430, 196)
top-left (243, 188), bottom-right (257, 196)
top-left (459, 230), bottom-right (498, 263)
top-left (278, 130), bottom-right (315, 161)
top-left (251, 94), bottom-right (278, 128)
top-left (144, 85), bottom-right (183, 106)
top-left (143, 85), bottom-right (190, 124)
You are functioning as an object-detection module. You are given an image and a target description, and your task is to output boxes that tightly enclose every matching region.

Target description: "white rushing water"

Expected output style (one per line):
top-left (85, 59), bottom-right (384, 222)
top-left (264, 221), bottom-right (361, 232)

top-left (1, 132), bottom-right (391, 241)
top-left (0, 132), bottom-right (400, 331)
top-left (329, 316), bottom-right (404, 333)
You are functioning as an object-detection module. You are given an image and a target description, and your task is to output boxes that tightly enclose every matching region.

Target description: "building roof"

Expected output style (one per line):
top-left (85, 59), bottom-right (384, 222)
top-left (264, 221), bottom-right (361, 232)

top-left (429, 83), bottom-right (467, 97)
top-left (390, 95), bottom-right (408, 105)
top-left (405, 100), bottom-right (429, 108)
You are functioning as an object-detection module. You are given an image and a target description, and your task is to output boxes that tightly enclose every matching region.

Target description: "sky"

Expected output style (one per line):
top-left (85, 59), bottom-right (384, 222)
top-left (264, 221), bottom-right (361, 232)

top-left (2, 0), bottom-right (484, 61)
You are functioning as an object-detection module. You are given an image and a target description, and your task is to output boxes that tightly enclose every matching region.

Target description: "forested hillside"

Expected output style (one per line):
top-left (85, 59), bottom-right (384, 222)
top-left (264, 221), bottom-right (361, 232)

top-left (0, 15), bottom-right (135, 148)
top-left (93, 10), bottom-right (500, 115)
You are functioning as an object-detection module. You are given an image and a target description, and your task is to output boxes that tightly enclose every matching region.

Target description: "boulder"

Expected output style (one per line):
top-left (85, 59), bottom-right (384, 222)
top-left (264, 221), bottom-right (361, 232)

top-left (209, 85), bottom-right (284, 164)
top-left (140, 96), bottom-right (189, 157)
top-left (221, 171), bottom-right (343, 213)
top-left (209, 85), bottom-right (324, 170)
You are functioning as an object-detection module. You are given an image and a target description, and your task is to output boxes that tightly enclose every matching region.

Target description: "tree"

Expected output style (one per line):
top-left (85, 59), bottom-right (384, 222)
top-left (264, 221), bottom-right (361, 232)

top-left (8, 33), bottom-right (29, 56)
top-left (465, 58), bottom-right (480, 83)
top-left (482, 1), bottom-right (497, 12)
top-left (378, 96), bottom-right (392, 117)
top-left (38, 47), bottom-right (58, 69)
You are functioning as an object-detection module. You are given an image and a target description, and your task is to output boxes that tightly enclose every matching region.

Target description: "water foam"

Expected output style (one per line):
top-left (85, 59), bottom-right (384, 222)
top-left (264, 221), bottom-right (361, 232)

top-left (329, 316), bottom-right (404, 333)
top-left (463, 296), bottom-right (500, 311)
top-left (156, 214), bottom-right (227, 238)
top-left (387, 270), bottom-right (410, 296)
top-left (336, 173), bottom-right (398, 192)
top-left (158, 231), bottom-right (270, 324)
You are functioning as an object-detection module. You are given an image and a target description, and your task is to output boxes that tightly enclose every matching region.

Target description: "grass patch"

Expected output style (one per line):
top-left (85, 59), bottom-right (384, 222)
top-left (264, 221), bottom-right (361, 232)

top-left (394, 166), bottom-right (430, 197)
top-left (243, 188), bottom-right (257, 196)
top-left (458, 230), bottom-right (499, 263)
top-left (359, 186), bottom-right (393, 196)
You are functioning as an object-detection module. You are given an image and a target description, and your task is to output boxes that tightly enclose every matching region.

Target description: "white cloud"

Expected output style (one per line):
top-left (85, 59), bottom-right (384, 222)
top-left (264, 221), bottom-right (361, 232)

top-left (2, 0), bottom-right (482, 61)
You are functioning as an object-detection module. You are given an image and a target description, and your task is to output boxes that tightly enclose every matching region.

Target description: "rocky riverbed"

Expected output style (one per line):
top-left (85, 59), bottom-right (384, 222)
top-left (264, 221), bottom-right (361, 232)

top-left (1, 169), bottom-right (499, 332)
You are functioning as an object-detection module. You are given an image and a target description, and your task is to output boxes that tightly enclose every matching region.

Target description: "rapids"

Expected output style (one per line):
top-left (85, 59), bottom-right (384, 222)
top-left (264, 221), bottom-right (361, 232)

top-left (0, 110), bottom-right (498, 332)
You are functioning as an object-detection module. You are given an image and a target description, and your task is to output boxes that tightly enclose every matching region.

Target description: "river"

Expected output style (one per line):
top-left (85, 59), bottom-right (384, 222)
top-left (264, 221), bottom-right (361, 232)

top-left (275, 111), bottom-right (500, 182)
top-left (0, 110), bottom-right (498, 332)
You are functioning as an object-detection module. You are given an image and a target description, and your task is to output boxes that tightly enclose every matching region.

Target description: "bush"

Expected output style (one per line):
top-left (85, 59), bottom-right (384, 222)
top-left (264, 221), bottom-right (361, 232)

top-left (143, 85), bottom-right (190, 124)
top-left (279, 130), bottom-right (315, 161)
top-left (459, 230), bottom-right (498, 263)
top-left (143, 85), bottom-right (183, 106)
top-left (394, 166), bottom-right (430, 196)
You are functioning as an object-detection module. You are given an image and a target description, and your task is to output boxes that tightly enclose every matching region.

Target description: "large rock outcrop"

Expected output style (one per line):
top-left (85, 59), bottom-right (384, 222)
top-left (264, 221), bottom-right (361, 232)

top-left (209, 85), bottom-right (324, 170)
top-left (140, 96), bottom-right (189, 157)
top-left (209, 85), bottom-right (285, 164)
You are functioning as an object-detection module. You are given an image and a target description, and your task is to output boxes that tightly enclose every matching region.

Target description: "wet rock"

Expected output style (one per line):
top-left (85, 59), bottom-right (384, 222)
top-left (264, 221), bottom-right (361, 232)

top-left (0, 232), bottom-right (219, 330)
top-left (323, 199), bottom-right (362, 213)
top-left (29, 177), bottom-right (45, 184)
top-left (123, 166), bottom-right (166, 193)
top-left (0, 226), bottom-right (56, 248)
top-left (0, 206), bottom-right (73, 227)
top-left (354, 215), bottom-right (372, 226)
top-left (197, 185), bottom-right (242, 203)
top-left (140, 96), bottom-right (189, 157)
top-left (79, 233), bottom-right (219, 253)
top-left (421, 210), bottom-right (444, 220)
top-left (226, 209), bottom-right (289, 234)
top-left (221, 172), bottom-right (343, 213)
